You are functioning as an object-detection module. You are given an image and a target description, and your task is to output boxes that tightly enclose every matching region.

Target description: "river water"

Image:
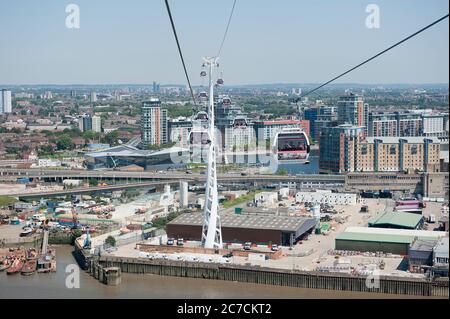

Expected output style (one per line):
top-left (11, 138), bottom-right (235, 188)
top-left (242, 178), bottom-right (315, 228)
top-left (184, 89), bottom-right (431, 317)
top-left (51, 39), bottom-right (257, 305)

top-left (0, 246), bottom-right (427, 299)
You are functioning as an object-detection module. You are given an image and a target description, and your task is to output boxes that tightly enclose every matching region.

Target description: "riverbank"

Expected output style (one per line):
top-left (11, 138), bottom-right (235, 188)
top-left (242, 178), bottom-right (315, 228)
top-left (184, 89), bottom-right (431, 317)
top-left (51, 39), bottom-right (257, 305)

top-left (1, 245), bottom-right (442, 299)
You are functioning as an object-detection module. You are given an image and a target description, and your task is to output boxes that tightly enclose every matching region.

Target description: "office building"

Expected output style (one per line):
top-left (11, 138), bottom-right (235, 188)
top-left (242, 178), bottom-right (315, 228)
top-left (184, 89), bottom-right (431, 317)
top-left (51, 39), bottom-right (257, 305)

top-left (0, 89), bottom-right (12, 114)
top-left (141, 98), bottom-right (168, 147)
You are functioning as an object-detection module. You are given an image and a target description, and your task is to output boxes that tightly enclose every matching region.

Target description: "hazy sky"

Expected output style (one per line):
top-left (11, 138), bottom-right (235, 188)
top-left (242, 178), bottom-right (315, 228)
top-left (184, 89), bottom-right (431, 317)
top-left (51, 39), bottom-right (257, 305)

top-left (0, 0), bottom-right (448, 85)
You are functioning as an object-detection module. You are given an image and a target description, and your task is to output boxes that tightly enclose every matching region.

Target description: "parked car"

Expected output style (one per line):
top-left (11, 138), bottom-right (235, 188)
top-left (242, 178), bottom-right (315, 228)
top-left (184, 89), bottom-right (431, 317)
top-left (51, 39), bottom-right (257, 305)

top-left (177, 238), bottom-right (184, 246)
top-left (222, 252), bottom-right (233, 258)
top-left (244, 242), bottom-right (252, 250)
top-left (271, 244), bottom-right (279, 251)
top-left (167, 238), bottom-right (174, 246)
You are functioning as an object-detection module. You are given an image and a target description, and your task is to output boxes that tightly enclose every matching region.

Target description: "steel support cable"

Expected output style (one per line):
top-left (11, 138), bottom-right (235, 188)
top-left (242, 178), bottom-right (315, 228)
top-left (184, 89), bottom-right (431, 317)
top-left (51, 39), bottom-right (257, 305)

top-left (298, 14), bottom-right (449, 100)
top-left (164, 0), bottom-right (197, 106)
top-left (217, 0), bottom-right (237, 57)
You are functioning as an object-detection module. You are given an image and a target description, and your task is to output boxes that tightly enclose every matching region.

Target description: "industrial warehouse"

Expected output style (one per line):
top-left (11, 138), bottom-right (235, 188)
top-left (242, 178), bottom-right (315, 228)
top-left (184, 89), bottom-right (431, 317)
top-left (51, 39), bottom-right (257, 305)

top-left (167, 213), bottom-right (317, 246)
top-left (368, 211), bottom-right (424, 230)
top-left (335, 227), bottom-right (447, 255)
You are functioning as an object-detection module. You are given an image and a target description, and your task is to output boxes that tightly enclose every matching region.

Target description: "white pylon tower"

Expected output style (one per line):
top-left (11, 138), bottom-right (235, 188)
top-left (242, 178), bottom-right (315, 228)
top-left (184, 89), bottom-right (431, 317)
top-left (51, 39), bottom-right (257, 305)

top-left (201, 56), bottom-right (222, 249)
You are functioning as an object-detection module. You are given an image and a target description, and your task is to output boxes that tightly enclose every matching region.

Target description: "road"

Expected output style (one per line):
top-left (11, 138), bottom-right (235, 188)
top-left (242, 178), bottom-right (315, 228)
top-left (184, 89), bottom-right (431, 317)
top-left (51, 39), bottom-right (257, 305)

top-left (10, 181), bottom-right (179, 198)
top-left (0, 168), bottom-right (345, 184)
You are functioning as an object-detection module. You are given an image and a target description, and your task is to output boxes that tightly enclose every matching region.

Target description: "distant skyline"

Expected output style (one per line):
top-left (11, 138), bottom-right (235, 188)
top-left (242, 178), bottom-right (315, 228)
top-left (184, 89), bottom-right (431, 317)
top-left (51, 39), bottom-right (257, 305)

top-left (0, 0), bottom-right (448, 85)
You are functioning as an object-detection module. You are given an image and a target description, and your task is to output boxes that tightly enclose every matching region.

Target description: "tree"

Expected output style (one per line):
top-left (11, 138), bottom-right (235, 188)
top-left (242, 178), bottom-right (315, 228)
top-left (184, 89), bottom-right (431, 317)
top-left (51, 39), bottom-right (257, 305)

top-left (276, 168), bottom-right (289, 176)
top-left (0, 196), bottom-right (18, 207)
top-left (56, 134), bottom-right (74, 150)
top-left (83, 130), bottom-right (100, 141)
top-left (102, 131), bottom-right (119, 146)
top-left (105, 236), bottom-right (116, 247)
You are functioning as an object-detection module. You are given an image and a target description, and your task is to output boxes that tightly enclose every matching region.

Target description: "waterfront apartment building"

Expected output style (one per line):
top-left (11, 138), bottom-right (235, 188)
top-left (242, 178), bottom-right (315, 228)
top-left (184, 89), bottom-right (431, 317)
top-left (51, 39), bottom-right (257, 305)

top-left (369, 111), bottom-right (448, 138)
top-left (320, 125), bottom-right (441, 174)
top-left (304, 105), bottom-right (337, 140)
top-left (0, 89), bottom-right (12, 114)
top-left (141, 98), bottom-right (168, 147)
top-left (422, 113), bottom-right (449, 137)
top-left (369, 112), bottom-right (425, 137)
top-left (368, 112), bottom-right (398, 137)
top-left (319, 125), bottom-right (366, 174)
top-left (356, 137), bottom-right (440, 173)
top-left (168, 117), bottom-right (193, 147)
top-left (78, 115), bottom-right (102, 133)
top-left (337, 94), bottom-right (369, 133)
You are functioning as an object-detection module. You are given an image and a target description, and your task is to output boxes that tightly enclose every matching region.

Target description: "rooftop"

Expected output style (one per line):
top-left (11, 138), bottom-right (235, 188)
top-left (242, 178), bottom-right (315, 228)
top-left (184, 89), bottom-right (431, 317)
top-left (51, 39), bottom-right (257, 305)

top-left (168, 213), bottom-right (316, 232)
top-left (344, 226), bottom-right (447, 240)
top-left (84, 144), bottom-right (188, 158)
top-left (336, 232), bottom-right (414, 244)
top-left (368, 211), bottom-right (423, 229)
top-left (366, 136), bottom-right (441, 144)
top-left (410, 239), bottom-right (438, 251)
top-left (434, 237), bottom-right (449, 255)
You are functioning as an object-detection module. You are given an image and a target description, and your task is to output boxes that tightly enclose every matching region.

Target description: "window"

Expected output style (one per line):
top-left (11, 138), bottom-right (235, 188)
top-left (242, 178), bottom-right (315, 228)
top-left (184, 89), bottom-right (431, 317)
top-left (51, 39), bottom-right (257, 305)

top-left (361, 145), bottom-right (368, 155)
top-left (389, 146), bottom-right (396, 155)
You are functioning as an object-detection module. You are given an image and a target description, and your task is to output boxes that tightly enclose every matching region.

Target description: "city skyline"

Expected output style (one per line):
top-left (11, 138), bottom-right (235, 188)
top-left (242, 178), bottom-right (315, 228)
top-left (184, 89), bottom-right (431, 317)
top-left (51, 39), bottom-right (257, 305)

top-left (0, 0), bottom-right (448, 85)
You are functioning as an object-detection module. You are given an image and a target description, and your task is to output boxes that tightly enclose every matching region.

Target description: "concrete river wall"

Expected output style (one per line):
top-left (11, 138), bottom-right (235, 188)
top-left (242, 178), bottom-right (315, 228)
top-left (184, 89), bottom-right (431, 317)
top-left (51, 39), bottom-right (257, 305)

top-left (75, 246), bottom-right (448, 297)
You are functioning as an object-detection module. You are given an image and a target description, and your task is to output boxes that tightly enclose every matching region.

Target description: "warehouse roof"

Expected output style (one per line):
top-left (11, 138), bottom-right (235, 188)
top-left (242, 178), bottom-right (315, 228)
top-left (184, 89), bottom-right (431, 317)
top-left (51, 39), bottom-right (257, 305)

top-left (344, 226), bottom-right (446, 239)
top-left (336, 232), bottom-right (414, 244)
top-left (368, 211), bottom-right (422, 229)
top-left (169, 213), bottom-right (316, 232)
top-left (409, 239), bottom-right (437, 252)
top-left (434, 237), bottom-right (449, 255)
top-left (336, 227), bottom-right (447, 244)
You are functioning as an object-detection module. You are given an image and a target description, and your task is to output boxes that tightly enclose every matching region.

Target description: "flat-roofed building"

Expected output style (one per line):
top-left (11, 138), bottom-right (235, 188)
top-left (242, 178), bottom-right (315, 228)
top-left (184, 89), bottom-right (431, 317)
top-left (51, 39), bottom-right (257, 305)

top-left (319, 124), bottom-right (365, 174)
top-left (408, 239), bottom-right (437, 273)
top-left (295, 190), bottom-right (357, 205)
top-left (368, 211), bottom-right (423, 230)
top-left (432, 237), bottom-right (449, 276)
top-left (167, 213), bottom-right (317, 246)
top-left (141, 98), bottom-right (168, 147)
top-left (335, 226), bottom-right (447, 255)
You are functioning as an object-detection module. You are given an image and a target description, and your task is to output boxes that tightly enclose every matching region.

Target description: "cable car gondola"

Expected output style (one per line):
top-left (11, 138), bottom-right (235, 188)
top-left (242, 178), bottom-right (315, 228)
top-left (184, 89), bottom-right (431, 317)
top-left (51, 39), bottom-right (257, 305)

top-left (194, 111), bottom-right (209, 121)
top-left (272, 128), bottom-right (310, 164)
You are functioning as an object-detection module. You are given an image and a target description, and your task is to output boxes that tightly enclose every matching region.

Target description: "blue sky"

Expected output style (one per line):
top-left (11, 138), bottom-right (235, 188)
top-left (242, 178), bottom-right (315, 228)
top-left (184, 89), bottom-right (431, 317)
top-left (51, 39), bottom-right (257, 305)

top-left (0, 0), bottom-right (448, 85)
